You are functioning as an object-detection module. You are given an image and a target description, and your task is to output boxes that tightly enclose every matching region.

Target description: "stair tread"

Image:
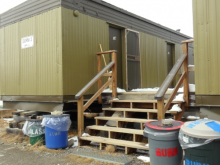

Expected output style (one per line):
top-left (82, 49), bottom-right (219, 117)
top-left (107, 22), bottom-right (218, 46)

top-left (102, 108), bottom-right (178, 114)
top-left (80, 136), bottom-right (149, 150)
top-left (87, 125), bottom-right (143, 135)
top-left (95, 116), bottom-right (156, 122)
top-left (110, 100), bottom-right (183, 103)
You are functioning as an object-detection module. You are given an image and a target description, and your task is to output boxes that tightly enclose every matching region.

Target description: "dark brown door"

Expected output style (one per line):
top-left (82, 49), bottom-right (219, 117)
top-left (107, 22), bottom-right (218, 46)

top-left (126, 30), bottom-right (141, 90)
top-left (167, 44), bottom-right (174, 87)
top-left (109, 26), bottom-right (123, 88)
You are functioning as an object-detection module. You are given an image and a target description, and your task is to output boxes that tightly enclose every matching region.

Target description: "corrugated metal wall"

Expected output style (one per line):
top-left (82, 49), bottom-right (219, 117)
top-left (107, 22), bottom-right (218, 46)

top-left (0, 0), bottom-right (61, 28)
top-left (61, 7), bottom-right (109, 95)
top-left (0, 8), bottom-right (63, 95)
top-left (140, 32), bottom-right (184, 88)
top-left (193, 0), bottom-right (220, 95)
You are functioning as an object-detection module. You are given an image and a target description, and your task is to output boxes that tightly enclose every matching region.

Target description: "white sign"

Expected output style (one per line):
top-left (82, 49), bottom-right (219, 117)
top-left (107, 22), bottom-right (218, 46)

top-left (21, 35), bottom-right (34, 49)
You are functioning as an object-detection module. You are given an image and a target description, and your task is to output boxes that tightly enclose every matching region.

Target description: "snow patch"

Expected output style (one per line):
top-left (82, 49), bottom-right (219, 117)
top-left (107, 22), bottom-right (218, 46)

top-left (82, 133), bottom-right (90, 137)
top-left (0, 100), bottom-right (3, 108)
top-left (113, 98), bottom-right (119, 100)
top-left (188, 64), bottom-right (194, 67)
top-left (178, 84), bottom-right (195, 93)
top-left (187, 116), bottom-right (200, 120)
top-left (131, 87), bottom-right (173, 92)
top-left (137, 156), bottom-right (150, 163)
top-left (173, 94), bottom-right (185, 102)
top-left (102, 87), bottom-right (126, 93)
top-left (169, 104), bottom-right (182, 112)
top-left (145, 143), bottom-right (149, 147)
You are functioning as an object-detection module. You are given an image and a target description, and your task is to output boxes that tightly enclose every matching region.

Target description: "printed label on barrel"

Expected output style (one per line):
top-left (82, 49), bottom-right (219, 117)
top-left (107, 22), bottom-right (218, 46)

top-left (28, 126), bottom-right (45, 136)
top-left (156, 147), bottom-right (178, 157)
top-left (185, 158), bottom-right (209, 165)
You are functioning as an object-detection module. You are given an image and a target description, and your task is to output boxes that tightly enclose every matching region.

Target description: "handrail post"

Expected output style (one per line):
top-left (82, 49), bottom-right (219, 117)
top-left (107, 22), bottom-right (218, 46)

top-left (182, 42), bottom-right (189, 106)
top-left (78, 96), bottom-right (84, 137)
top-left (157, 97), bottom-right (165, 120)
top-left (97, 54), bottom-right (102, 104)
top-left (111, 51), bottom-right (117, 99)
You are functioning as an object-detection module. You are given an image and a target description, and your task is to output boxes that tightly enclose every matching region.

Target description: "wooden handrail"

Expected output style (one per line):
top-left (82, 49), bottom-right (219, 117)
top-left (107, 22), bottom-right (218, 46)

top-left (96, 50), bottom-right (117, 55)
top-left (76, 50), bottom-right (117, 137)
top-left (75, 61), bottom-right (115, 99)
top-left (156, 40), bottom-right (193, 120)
top-left (155, 54), bottom-right (187, 100)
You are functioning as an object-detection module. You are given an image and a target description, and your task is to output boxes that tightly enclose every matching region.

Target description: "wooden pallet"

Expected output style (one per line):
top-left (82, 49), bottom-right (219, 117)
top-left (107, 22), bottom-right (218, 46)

top-left (0, 109), bottom-right (16, 118)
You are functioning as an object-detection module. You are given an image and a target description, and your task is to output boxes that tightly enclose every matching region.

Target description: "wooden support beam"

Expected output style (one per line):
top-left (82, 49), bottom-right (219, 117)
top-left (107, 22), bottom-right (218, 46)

top-left (111, 52), bottom-right (117, 99)
top-left (157, 97), bottom-right (165, 120)
top-left (78, 96), bottom-right (84, 137)
top-left (97, 54), bottom-right (102, 104)
top-left (182, 43), bottom-right (189, 106)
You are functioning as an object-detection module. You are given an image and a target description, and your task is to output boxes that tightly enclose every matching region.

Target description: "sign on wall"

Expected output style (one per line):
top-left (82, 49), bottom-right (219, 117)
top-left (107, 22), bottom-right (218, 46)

top-left (21, 35), bottom-right (34, 49)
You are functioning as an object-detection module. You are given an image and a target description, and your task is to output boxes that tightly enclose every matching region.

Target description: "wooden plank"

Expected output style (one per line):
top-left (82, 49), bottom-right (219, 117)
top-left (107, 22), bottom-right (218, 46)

top-left (20, 111), bottom-right (37, 116)
top-left (80, 136), bottom-right (149, 150)
top-left (163, 72), bottom-right (186, 114)
top-left (110, 100), bottom-right (183, 104)
top-left (98, 54), bottom-right (102, 104)
top-left (102, 73), bottom-right (112, 77)
top-left (111, 51), bottom-right (117, 99)
top-left (120, 91), bottom-right (173, 95)
top-left (157, 98), bottom-right (165, 120)
top-left (78, 96), bottom-right (84, 137)
top-left (83, 78), bottom-right (113, 111)
top-left (87, 125), bottom-right (143, 135)
top-left (181, 39), bottom-right (194, 43)
top-left (95, 116), bottom-right (156, 123)
top-left (102, 108), bottom-right (178, 114)
top-left (96, 50), bottom-right (116, 55)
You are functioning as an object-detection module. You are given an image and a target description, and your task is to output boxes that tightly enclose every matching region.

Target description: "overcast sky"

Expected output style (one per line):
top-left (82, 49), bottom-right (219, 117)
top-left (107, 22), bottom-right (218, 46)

top-left (0, 0), bottom-right (194, 37)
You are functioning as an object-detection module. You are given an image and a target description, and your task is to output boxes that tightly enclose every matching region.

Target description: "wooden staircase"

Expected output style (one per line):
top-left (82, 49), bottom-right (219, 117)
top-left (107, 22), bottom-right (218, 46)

top-left (75, 40), bottom-right (193, 154)
top-left (79, 98), bottom-right (185, 154)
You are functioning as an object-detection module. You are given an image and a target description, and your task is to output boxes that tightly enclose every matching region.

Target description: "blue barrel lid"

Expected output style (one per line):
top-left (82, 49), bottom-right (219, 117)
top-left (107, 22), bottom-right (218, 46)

top-left (181, 119), bottom-right (220, 139)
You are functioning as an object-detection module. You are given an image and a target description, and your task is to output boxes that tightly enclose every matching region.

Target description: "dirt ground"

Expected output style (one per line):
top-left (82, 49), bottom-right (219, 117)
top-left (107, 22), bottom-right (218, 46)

top-left (0, 119), bottom-right (149, 165)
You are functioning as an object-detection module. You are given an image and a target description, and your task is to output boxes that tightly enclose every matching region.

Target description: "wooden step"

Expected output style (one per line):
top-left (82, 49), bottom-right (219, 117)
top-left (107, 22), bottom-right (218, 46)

top-left (102, 108), bottom-right (178, 114)
top-left (87, 125), bottom-right (143, 135)
top-left (95, 116), bottom-right (155, 123)
top-left (95, 116), bottom-right (155, 129)
top-left (80, 136), bottom-right (148, 154)
top-left (110, 99), bottom-right (183, 104)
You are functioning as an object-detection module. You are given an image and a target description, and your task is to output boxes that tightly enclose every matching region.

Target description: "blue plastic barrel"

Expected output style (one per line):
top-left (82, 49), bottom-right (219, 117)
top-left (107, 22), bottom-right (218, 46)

top-left (42, 114), bottom-right (71, 149)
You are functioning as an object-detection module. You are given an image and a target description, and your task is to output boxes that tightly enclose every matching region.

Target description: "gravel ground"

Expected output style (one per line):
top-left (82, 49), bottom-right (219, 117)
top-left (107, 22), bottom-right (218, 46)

top-left (0, 136), bottom-right (149, 165)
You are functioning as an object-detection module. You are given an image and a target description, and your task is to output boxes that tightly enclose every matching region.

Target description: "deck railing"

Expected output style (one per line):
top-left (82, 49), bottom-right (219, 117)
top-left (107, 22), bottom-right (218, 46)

top-left (155, 39), bottom-right (194, 120)
top-left (75, 50), bottom-right (117, 136)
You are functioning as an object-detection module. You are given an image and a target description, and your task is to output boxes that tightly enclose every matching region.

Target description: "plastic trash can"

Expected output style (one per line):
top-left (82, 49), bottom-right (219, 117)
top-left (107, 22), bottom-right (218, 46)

top-left (144, 119), bottom-right (184, 165)
top-left (22, 119), bottom-right (45, 145)
top-left (179, 119), bottom-right (220, 165)
top-left (41, 114), bottom-right (71, 149)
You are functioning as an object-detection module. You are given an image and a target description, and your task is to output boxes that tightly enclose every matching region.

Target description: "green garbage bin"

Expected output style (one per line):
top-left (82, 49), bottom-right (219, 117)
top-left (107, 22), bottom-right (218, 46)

top-left (22, 119), bottom-right (45, 145)
top-left (179, 119), bottom-right (220, 165)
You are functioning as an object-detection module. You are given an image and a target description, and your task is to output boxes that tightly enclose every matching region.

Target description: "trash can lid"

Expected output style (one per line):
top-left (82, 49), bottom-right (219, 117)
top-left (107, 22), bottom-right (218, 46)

top-left (180, 119), bottom-right (220, 139)
top-left (145, 119), bottom-right (184, 131)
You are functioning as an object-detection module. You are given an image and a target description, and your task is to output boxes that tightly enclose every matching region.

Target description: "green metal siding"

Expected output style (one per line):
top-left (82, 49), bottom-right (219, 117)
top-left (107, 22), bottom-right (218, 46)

top-left (61, 7), bottom-right (109, 95)
top-left (0, 8), bottom-right (63, 95)
top-left (193, 0), bottom-right (220, 95)
top-left (140, 32), bottom-right (183, 88)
